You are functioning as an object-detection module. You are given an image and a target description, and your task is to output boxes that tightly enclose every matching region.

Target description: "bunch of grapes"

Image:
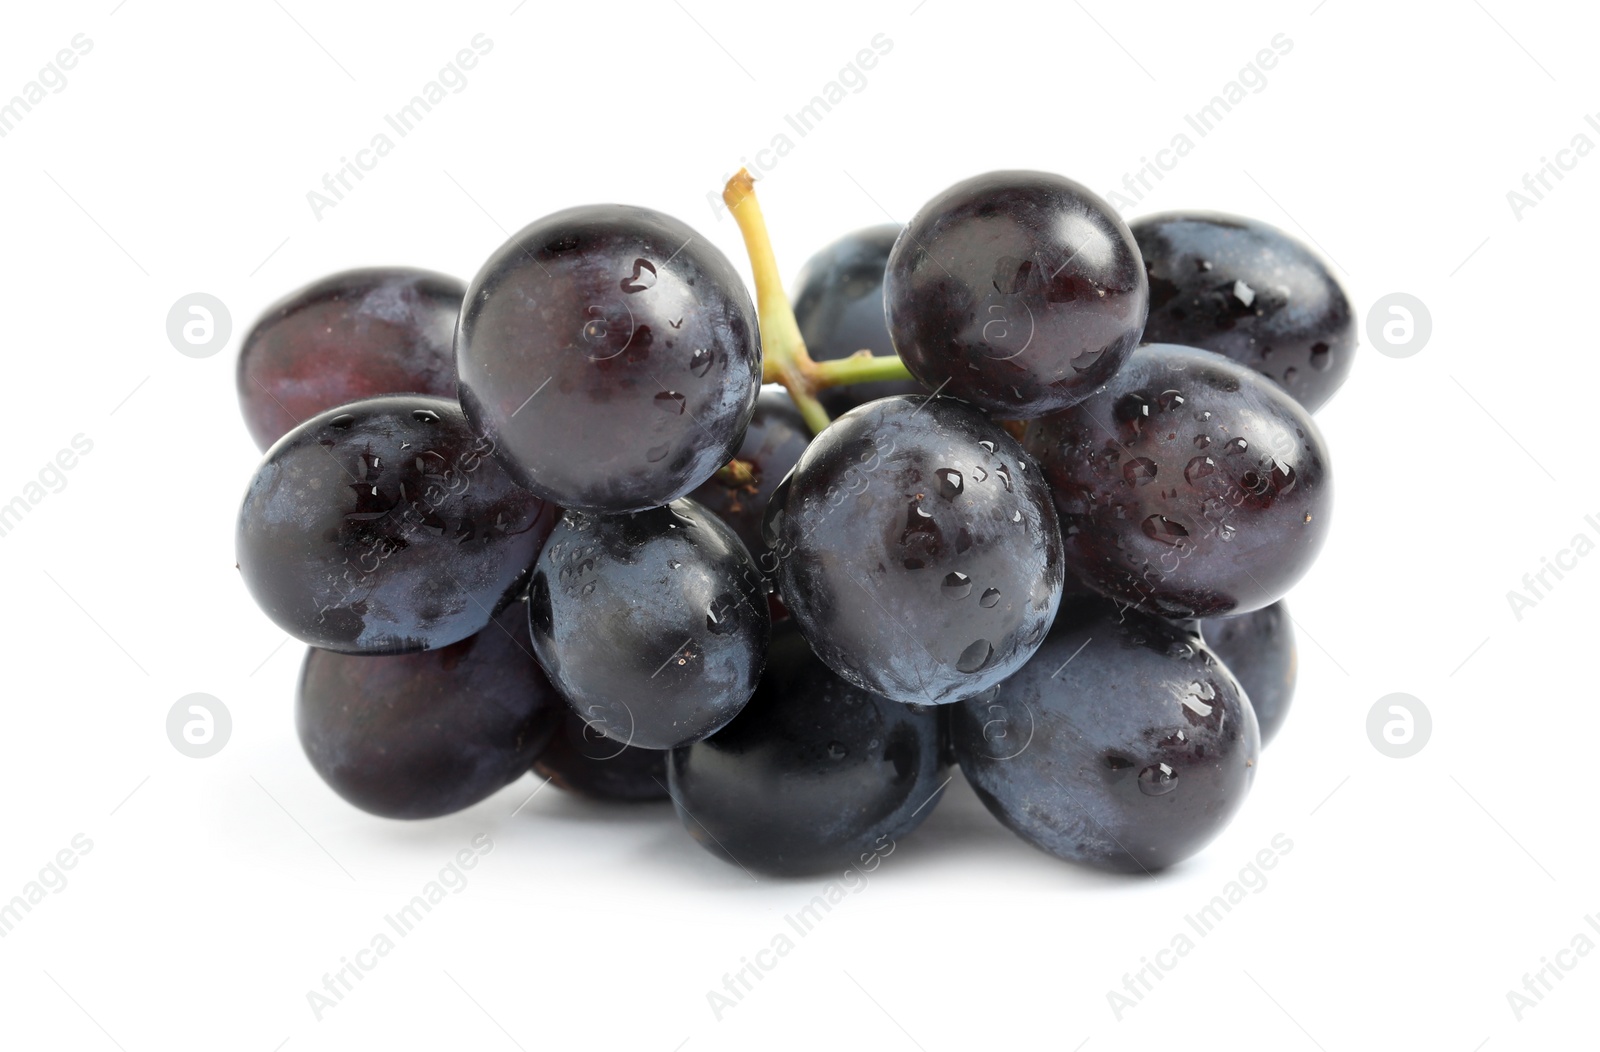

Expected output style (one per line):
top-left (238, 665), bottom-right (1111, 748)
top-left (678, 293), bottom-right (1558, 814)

top-left (235, 169), bottom-right (1350, 876)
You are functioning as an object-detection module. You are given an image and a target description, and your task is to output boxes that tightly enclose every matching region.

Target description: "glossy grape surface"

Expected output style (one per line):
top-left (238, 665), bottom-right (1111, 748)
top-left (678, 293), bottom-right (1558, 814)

top-left (237, 395), bottom-right (553, 654)
top-left (688, 388), bottom-right (810, 580)
top-left (791, 224), bottom-right (925, 414)
top-left (237, 268), bottom-right (462, 450)
top-left (885, 171), bottom-right (1147, 418)
top-left (951, 600), bottom-right (1259, 872)
top-left (1024, 344), bottom-right (1331, 618)
top-left (667, 625), bottom-right (945, 876)
top-left (768, 395), bottom-right (1064, 705)
top-left (532, 710), bottom-right (669, 802)
top-left (1202, 600), bottom-right (1296, 745)
top-left (1133, 212), bottom-right (1355, 413)
top-left (296, 603), bottom-right (561, 819)
top-left (456, 205), bottom-right (760, 512)
top-left (528, 499), bottom-right (770, 751)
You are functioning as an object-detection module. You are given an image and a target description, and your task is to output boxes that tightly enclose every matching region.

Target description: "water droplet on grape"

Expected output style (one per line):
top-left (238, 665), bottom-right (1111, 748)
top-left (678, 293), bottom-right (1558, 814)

top-left (1158, 389), bottom-right (1185, 411)
top-left (1115, 392), bottom-right (1151, 435)
top-left (646, 444), bottom-right (670, 462)
top-left (1184, 456), bottom-right (1216, 483)
top-left (1271, 459), bottom-right (1297, 495)
top-left (1123, 457), bottom-right (1158, 486)
top-left (706, 595), bottom-right (739, 633)
top-left (943, 571), bottom-right (972, 599)
top-left (956, 639), bottom-right (993, 673)
top-left (689, 348), bottom-right (714, 376)
top-left (1309, 342), bottom-right (1331, 370)
top-left (1142, 515), bottom-right (1190, 545)
top-left (979, 440), bottom-right (996, 454)
top-left (971, 466), bottom-right (988, 483)
top-left (1194, 434), bottom-right (1211, 449)
top-left (937, 469), bottom-right (964, 498)
top-left (826, 741), bottom-right (848, 761)
top-left (328, 413), bottom-right (354, 430)
top-left (412, 409), bottom-right (440, 424)
top-left (1138, 763), bottom-right (1179, 796)
top-left (996, 465), bottom-right (1012, 492)
top-left (980, 588), bottom-right (1000, 608)
top-left (1224, 437), bottom-right (1248, 455)
top-left (654, 391), bottom-right (686, 414)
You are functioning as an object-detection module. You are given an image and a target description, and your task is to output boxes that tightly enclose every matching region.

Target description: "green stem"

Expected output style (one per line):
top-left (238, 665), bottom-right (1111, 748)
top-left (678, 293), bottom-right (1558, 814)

top-left (810, 352), bottom-right (914, 388)
top-left (722, 170), bottom-right (833, 435)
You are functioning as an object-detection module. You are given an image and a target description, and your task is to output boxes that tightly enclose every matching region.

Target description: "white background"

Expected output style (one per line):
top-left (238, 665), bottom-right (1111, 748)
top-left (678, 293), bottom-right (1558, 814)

top-left (1, 1), bottom-right (1595, 1048)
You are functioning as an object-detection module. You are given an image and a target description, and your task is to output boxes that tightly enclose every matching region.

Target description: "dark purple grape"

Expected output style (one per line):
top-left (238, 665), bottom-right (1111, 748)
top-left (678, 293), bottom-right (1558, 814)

top-left (237, 268), bottom-right (462, 451)
top-left (296, 603), bottom-right (561, 819)
top-left (791, 224), bottom-right (926, 414)
top-left (667, 624), bottom-right (945, 876)
top-left (532, 710), bottom-right (669, 802)
top-left (1133, 212), bottom-right (1354, 413)
top-left (768, 395), bottom-right (1064, 706)
top-left (237, 395), bottom-right (553, 654)
top-left (1201, 600), bottom-right (1296, 746)
top-left (528, 499), bottom-right (769, 751)
top-left (688, 388), bottom-right (810, 580)
top-left (951, 600), bottom-right (1259, 872)
top-left (456, 205), bottom-right (760, 513)
top-left (885, 171), bottom-right (1147, 418)
top-left (1024, 344), bottom-right (1332, 619)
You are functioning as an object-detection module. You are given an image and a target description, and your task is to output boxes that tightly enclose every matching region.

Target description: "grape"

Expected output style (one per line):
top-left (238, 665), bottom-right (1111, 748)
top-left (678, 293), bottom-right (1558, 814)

top-left (237, 395), bottom-right (553, 654)
top-left (767, 394), bottom-right (1064, 706)
top-left (1024, 344), bottom-right (1331, 619)
top-left (1133, 212), bottom-right (1354, 413)
top-left (1202, 600), bottom-right (1296, 746)
top-left (237, 268), bottom-right (462, 451)
top-left (296, 603), bottom-right (561, 819)
top-left (455, 205), bottom-right (761, 512)
top-left (687, 388), bottom-right (810, 581)
top-left (790, 224), bottom-right (925, 414)
top-left (528, 499), bottom-right (769, 751)
top-left (667, 625), bottom-right (945, 876)
top-left (532, 710), bottom-right (669, 802)
top-left (950, 600), bottom-right (1259, 872)
top-left (884, 171), bottom-right (1147, 418)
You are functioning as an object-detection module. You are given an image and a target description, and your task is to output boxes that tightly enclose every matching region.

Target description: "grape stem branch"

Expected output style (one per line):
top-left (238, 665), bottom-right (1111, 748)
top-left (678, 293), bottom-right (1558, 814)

top-left (722, 170), bottom-right (913, 434)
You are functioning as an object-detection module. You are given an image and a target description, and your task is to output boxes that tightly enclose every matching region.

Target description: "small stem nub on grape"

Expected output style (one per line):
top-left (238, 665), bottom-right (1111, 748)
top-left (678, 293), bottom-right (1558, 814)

top-left (714, 458), bottom-right (759, 489)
